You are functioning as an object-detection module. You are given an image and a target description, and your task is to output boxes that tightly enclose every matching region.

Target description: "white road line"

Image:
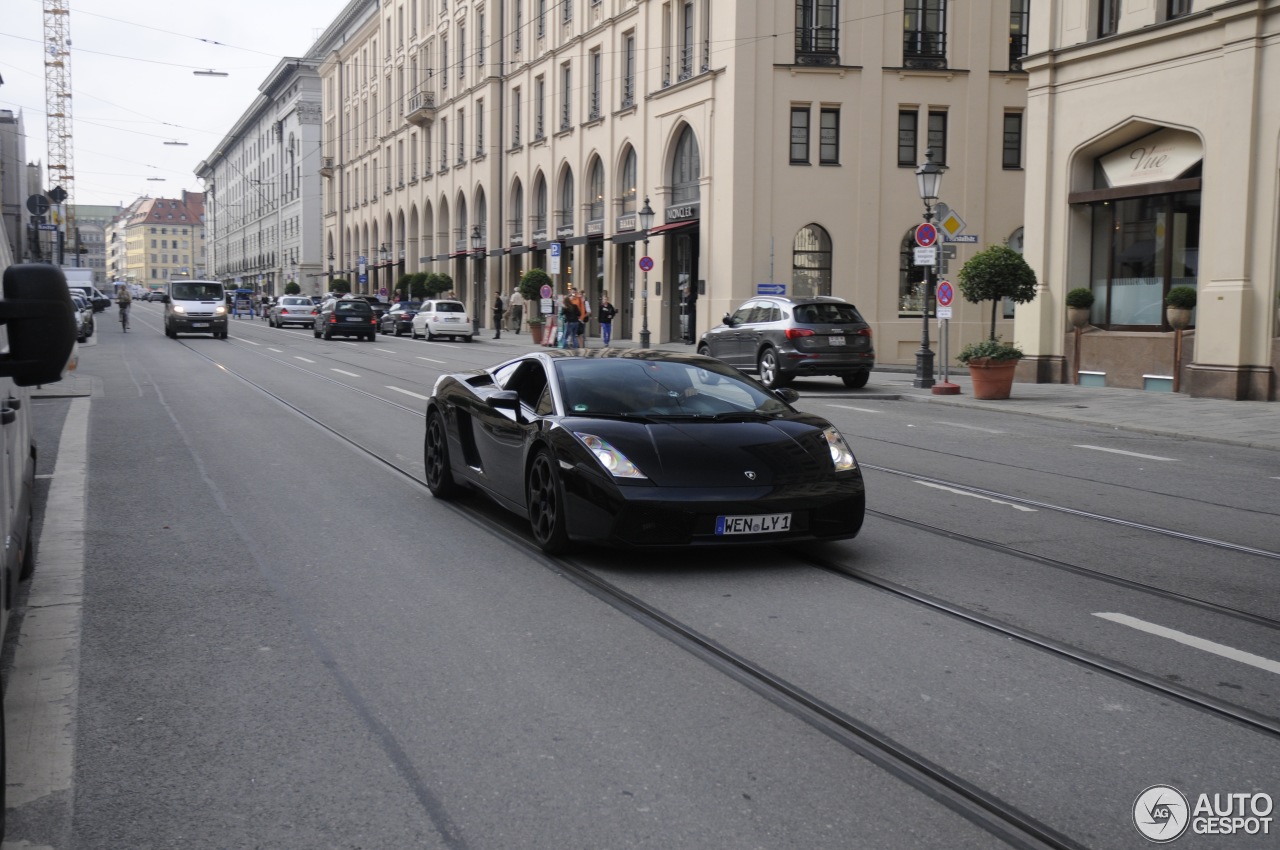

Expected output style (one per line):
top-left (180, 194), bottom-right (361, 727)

top-left (827, 404), bottom-right (881, 414)
top-left (387, 385), bottom-right (430, 400)
top-left (268, 348), bottom-right (282, 353)
top-left (331, 369), bottom-right (360, 377)
top-left (239, 339), bottom-right (261, 346)
top-left (1094, 613), bottom-right (1280, 675)
top-left (375, 348), bottom-right (395, 354)
top-left (295, 356), bottom-right (315, 363)
top-left (1075, 445), bottom-right (1177, 461)
top-left (915, 481), bottom-right (1038, 512)
top-left (937, 421), bottom-right (1005, 434)
top-left (417, 356), bottom-right (446, 364)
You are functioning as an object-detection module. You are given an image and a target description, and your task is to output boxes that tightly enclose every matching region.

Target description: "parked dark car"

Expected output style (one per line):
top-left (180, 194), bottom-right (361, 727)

top-left (698, 295), bottom-right (875, 389)
top-left (423, 349), bottom-right (865, 553)
top-left (313, 298), bottom-right (377, 340)
top-left (379, 301), bottom-right (421, 336)
top-left (269, 295), bottom-right (317, 328)
top-left (349, 295), bottom-right (389, 324)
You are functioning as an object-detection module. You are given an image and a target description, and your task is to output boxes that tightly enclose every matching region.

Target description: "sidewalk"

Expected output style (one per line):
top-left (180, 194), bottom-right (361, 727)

top-left (487, 329), bottom-right (1280, 453)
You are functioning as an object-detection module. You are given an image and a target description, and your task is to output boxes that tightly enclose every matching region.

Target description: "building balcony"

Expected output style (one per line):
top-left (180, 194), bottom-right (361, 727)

top-left (406, 91), bottom-right (438, 126)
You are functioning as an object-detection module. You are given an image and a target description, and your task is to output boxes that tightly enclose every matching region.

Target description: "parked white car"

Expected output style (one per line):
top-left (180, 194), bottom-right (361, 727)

top-left (411, 300), bottom-right (473, 341)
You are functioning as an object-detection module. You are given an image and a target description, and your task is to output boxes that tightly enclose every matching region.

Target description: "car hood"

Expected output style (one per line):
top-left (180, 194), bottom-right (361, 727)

top-left (566, 416), bottom-right (837, 487)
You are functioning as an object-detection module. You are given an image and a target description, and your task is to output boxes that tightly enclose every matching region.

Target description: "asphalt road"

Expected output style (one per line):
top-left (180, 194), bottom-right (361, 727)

top-left (7, 302), bottom-right (1279, 849)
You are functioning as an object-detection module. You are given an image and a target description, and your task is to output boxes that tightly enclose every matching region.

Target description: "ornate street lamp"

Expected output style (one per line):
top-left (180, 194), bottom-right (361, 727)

top-left (912, 150), bottom-right (947, 389)
top-left (638, 196), bottom-right (655, 349)
top-left (471, 225), bottom-right (484, 330)
top-left (327, 250), bottom-right (335, 295)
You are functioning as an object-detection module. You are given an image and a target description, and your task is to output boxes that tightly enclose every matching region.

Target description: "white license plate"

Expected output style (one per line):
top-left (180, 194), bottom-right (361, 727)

top-left (346, 316), bottom-right (364, 322)
top-left (443, 316), bottom-right (460, 323)
top-left (715, 513), bottom-right (792, 535)
top-left (192, 322), bottom-right (210, 328)
top-left (828, 335), bottom-right (846, 346)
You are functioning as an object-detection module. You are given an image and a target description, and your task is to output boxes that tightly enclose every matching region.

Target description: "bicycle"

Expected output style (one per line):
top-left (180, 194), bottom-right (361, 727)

top-left (119, 302), bottom-right (130, 332)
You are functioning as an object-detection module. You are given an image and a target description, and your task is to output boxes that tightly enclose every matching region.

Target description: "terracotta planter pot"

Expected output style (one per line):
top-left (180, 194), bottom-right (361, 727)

top-left (966, 358), bottom-right (1019, 400)
top-left (528, 323), bottom-right (546, 344)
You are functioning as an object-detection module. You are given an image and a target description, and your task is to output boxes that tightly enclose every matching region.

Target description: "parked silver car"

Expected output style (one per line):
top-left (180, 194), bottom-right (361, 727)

top-left (269, 295), bottom-right (317, 328)
top-left (697, 295), bottom-right (875, 389)
top-left (68, 291), bottom-right (95, 342)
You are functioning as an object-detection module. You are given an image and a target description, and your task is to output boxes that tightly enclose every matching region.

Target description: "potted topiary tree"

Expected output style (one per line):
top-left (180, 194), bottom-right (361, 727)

top-left (1165, 285), bottom-right (1196, 331)
top-left (956, 245), bottom-right (1038, 399)
top-left (520, 267), bottom-right (552, 343)
top-left (1065, 287), bottom-right (1094, 329)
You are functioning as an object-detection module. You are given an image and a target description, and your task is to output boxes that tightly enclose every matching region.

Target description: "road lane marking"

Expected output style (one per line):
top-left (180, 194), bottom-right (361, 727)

top-left (268, 348), bottom-right (282, 353)
top-left (387, 386), bottom-right (430, 400)
top-left (1094, 613), bottom-right (1280, 675)
top-left (827, 404), bottom-right (881, 414)
top-left (331, 369), bottom-right (360, 377)
top-left (375, 348), bottom-right (396, 354)
top-left (239, 339), bottom-right (261, 346)
top-left (417, 356), bottom-right (446, 364)
top-left (915, 481), bottom-right (1037, 512)
top-left (1075, 445), bottom-right (1177, 461)
top-left (295, 356), bottom-right (315, 363)
top-left (937, 421), bottom-right (1005, 434)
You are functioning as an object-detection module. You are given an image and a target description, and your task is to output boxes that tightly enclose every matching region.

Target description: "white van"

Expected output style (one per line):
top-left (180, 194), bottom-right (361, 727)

top-left (163, 279), bottom-right (228, 338)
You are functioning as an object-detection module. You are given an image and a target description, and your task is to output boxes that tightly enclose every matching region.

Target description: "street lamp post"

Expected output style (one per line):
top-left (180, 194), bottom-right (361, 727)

top-left (638, 197), bottom-right (655, 349)
top-left (378, 244), bottom-right (390, 297)
top-left (912, 150), bottom-right (947, 390)
top-left (470, 225), bottom-right (483, 331)
top-left (327, 251), bottom-right (334, 296)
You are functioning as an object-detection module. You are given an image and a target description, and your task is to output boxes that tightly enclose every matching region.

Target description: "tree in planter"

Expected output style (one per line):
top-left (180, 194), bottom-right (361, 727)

top-left (520, 268), bottom-right (552, 329)
top-left (330, 278), bottom-right (352, 295)
top-left (407, 272), bottom-right (430, 301)
top-left (957, 245), bottom-right (1038, 340)
top-left (284, 281), bottom-right (302, 295)
top-left (395, 273), bottom-right (414, 302)
top-left (424, 272), bottom-right (453, 299)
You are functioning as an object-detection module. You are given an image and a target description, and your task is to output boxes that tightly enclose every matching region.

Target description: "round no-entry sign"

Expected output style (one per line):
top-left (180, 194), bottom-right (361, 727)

top-left (936, 280), bottom-right (954, 306)
top-left (915, 222), bottom-right (938, 247)
top-left (638, 256), bottom-right (654, 272)
top-left (540, 284), bottom-right (553, 299)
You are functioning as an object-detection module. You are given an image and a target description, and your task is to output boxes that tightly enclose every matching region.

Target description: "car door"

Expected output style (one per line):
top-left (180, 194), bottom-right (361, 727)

top-left (712, 302), bottom-right (758, 366)
top-left (470, 359), bottom-right (546, 501)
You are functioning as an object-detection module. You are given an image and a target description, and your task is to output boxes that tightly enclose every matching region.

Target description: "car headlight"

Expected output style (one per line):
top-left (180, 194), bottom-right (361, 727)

top-left (214, 304), bottom-right (228, 315)
top-left (574, 433), bottom-right (647, 479)
top-left (172, 304), bottom-right (186, 314)
top-left (822, 426), bottom-right (857, 471)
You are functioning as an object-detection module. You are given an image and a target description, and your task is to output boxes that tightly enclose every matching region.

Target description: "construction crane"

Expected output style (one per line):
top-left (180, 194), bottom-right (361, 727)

top-left (43, 0), bottom-right (76, 263)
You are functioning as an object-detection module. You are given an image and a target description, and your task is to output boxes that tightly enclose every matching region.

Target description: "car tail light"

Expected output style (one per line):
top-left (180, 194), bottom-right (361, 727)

top-left (785, 328), bottom-right (815, 340)
top-left (855, 327), bottom-right (872, 338)
top-left (329, 315), bottom-right (338, 323)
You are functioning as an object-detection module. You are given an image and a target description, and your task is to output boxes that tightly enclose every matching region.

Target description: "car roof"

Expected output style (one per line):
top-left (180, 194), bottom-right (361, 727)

top-left (749, 295), bottom-right (852, 306)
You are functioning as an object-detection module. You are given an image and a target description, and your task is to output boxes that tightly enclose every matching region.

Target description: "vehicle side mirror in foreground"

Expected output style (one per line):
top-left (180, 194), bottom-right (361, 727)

top-left (487, 390), bottom-right (522, 421)
top-left (722, 313), bottom-right (734, 327)
top-left (161, 294), bottom-right (171, 304)
top-left (774, 387), bottom-right (800, 404)
top-left (0, 264), bottom-right (77, 386)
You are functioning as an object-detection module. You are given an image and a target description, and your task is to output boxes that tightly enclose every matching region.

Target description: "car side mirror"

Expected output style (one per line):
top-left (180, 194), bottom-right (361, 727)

top-left (774, 387), bottom-right (800, 404)
top-left (722, 313), bottom-right (734, 327)
top-left (161, 294), bottom-right (171, 304)
top-left (487, 390), bottom-right (523, 422)
top-left (0, 264), bottom-right (77, 386)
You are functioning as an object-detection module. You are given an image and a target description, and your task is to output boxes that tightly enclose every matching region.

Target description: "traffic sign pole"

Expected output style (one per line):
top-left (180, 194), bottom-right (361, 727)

top-left (932, 278), bottom-right (960, 395)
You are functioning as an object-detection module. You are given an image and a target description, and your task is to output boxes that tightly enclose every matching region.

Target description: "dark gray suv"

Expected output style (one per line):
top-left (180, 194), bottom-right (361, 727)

top-left (698, 295), bottom-right (875, 389)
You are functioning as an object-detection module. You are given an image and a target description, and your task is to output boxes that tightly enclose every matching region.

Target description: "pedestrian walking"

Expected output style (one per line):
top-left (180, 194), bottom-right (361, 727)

top-left (558, 294), bottom-right (580, 348)
top-left (492, 292), bottom-right (505, 339)
top-left (508, 287), bottom-right (524, 333)
top-left (568, 288), bottom-right (589, 348)
top-left (597, 293), bottom-right (618, 346)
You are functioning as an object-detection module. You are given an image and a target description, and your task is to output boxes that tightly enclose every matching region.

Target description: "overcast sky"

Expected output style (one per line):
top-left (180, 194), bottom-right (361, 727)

top-left (1, 0), bottom-right (350, 209)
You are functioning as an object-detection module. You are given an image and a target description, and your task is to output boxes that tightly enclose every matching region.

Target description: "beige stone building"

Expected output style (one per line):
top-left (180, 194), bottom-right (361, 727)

top-left (1021, 0), bottom-right (1279, 400)
top-left (112, 193), bottom-right (207, 289)
top-left (314, 0), bottom-right (1031, 355)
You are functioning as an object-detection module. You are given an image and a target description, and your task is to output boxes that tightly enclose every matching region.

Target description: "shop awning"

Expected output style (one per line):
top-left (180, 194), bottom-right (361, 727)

top-left (610, 231), bottom-right (646, 244)
top-left (646, 220), bottom-right (698, 237)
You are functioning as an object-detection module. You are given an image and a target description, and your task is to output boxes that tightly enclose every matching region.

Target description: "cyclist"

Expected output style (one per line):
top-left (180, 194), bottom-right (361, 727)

top-left (117, 285), bottom-right (132, 331)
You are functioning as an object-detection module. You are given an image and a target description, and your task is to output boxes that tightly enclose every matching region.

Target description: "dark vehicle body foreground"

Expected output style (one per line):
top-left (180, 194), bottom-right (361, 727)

top-left (424, 349), bottom-right (865, 553)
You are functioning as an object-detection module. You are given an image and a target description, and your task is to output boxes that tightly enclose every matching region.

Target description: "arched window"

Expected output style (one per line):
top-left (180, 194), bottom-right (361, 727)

top-left (587, 159), bottom-right (605, 221)
top-left (475, 189), bottom-right (487, 244)
top-left (558, 167), bottom-right (575, 228)
top-left (618, 146), bottom-right (637, 214)
top-left (510, 180), bottom-right (524, 240)
top-left (671, 126), bottom-right (700, 204)
top-left (532, 175), bottom-right (548, 233)
top-left (792, 225), bottom-right (832, 297)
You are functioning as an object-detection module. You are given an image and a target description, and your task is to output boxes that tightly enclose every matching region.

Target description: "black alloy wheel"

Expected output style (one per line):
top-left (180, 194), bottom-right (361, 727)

top-left (526, 449), bottom-right (569, 554)
top-left (423, 409), bottom-right (459, 498)
top-left (842, 372), bottom-right (870, 389)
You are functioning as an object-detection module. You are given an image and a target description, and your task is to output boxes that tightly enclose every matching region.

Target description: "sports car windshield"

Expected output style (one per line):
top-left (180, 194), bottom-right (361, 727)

top-left (555, 358), bottom-right (792, 419)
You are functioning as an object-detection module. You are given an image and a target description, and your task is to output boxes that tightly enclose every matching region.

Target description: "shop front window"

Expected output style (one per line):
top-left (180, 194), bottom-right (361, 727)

top-left (1089, 191), bottom-right (1200, 329)
top-left (792, 224), bottom-right (832, 297)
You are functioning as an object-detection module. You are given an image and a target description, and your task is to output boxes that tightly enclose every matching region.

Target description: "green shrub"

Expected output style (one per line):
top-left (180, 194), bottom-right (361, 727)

top-left (330, 278), bottom-right (352, 294)
top-left (1165, 286), bottom-right (1197, 310)
top-left (283, 281), bottom-right (301, 295)
top-left (1065, 287), bottom-right (1094, 309)
top-left (957, 336), bottom-right (1024, 364)
top-left (519, 267), bottom-right (551, 304)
